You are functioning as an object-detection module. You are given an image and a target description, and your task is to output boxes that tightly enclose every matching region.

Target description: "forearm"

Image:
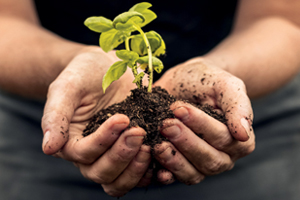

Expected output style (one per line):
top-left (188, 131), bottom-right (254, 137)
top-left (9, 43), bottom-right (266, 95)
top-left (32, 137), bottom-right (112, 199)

top-left (203, 1), bottom-right (300, 98)
top-left (204, 17), bottom-right (300, 98)
top-left (0, 15), bottom-right (87, 99)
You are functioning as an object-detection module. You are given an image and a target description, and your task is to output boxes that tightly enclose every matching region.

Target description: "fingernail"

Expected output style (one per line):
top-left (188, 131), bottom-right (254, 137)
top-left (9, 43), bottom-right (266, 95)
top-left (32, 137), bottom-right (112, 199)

top-left (173, 107), bottom-right (189, 121)
top-left (158, 147), bottom-right (174, 160)
top-left (126, 136), bottom-right (144, 148)
top-left (112, 123), bottom-right (128, 135)
top-left (241, 118), bottom-right (251, 138)
top-left (42, 130), bottom-right (50, 151)
top-left (161, 125), bottom-right (181, 139)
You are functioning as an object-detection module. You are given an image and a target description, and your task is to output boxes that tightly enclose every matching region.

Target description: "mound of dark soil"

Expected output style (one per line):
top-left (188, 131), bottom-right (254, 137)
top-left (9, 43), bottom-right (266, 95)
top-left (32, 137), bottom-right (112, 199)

top-left (82, 86), bottom-right (226, 149)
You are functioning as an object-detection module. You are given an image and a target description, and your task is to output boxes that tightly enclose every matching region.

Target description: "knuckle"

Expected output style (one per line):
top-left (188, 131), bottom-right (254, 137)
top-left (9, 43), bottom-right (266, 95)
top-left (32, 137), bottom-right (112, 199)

top-left (109, 148), bottom-right (134, 163)
top-left (77, 155), bottom-right (94, 165)
top-left (103, 187), bottom-right (127, 198)
top-left (237, 141), bottom-right (256, 158)
top-left (185, 174), bottom-right (205, 185)
top-left (73, 151), bottom-right (94, 164)
top-left (85, 170), bottom-right (112, 185)
top-left (228, 163), bottom-right (235, 171)
top-left (213, 134), bottom-right (233, 150)
top-left (245, 142), bottom-right (256, 155)
top-left (204, 158), bottom-right (226, 175)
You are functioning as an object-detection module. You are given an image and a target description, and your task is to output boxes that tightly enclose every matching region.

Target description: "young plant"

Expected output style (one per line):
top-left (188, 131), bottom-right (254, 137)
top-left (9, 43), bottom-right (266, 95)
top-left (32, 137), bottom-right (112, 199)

top-left (84, 2), bottom-right (165, 93)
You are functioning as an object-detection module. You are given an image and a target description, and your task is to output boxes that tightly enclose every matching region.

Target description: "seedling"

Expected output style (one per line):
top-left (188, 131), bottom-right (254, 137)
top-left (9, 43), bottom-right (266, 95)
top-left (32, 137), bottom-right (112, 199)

top-left (84, 2), bottom-right (166, 93)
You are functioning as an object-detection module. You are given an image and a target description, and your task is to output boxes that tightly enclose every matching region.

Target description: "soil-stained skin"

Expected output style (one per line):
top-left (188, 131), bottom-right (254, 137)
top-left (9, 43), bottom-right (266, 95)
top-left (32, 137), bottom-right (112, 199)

top-left (169, 65), bottom-right (224, 119)
top-left (166, 60), bottom-right (253, 136)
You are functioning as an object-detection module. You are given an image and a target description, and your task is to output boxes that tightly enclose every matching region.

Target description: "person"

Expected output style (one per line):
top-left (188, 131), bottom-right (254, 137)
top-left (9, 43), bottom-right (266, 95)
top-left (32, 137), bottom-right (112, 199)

top-left (0, 0), bottom-right (300, 199)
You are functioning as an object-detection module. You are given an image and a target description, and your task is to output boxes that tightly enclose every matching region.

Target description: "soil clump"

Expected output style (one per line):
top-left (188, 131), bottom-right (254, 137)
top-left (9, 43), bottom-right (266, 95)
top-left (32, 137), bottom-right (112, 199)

top-left (83, 86), bottom-right (226, 149)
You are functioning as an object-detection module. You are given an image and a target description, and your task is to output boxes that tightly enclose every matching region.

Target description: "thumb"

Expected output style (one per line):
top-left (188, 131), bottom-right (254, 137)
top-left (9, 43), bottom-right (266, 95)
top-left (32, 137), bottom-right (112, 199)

top-left (41, 80), bottom-right (80, 155)
top-left (217, 81), bottom-right (253, 142)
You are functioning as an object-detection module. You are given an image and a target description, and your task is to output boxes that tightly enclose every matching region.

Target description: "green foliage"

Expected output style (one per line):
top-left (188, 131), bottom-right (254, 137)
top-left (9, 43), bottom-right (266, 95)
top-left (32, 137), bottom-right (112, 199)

top-left (131, 31), bottom-right (165, 56)
top-left (84, 2), bottom-right (166, 93)
top-left (129, 2), bottom-right (157, 27)
top-left (137, 56), bottom-right (164, 73)
top-left (84, 17), bottom-right (113, 32)
top-left (102, 61), bottom-right (127, 93)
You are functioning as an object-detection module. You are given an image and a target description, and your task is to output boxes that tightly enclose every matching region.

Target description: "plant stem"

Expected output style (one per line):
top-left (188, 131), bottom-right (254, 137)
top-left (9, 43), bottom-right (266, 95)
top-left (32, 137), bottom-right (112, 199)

top-left (132, 65), bottom-right (141, 89)
top-left (125, 37), bottom-right (130, 51)
top-left (133, 24), bottom-right (153, 92)
top-left (125, 36), bottom-right (141, 88)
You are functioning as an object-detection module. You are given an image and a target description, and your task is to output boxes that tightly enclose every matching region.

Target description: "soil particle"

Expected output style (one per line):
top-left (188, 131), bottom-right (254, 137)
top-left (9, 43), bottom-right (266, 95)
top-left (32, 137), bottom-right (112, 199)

top-left (201, 78), bottom-right (205, 85)
top-left (171, 150), bottom-right (176, 155)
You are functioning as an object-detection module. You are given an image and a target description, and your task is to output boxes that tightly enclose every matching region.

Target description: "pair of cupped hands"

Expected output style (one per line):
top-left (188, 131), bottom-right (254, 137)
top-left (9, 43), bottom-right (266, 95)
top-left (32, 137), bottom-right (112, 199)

top-left (41, 46), bottom-right (255, 197)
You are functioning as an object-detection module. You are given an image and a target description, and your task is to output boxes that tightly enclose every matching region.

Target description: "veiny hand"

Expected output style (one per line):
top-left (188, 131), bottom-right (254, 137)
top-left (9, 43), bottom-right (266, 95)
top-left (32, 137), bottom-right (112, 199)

top-left (153, 57), bottom-right (255, 185)
top-left (41, 46), bottom-right (151, 197)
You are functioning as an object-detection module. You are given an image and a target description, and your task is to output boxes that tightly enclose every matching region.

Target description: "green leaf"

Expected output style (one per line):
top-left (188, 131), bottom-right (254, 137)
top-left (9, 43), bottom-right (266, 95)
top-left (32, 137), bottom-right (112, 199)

top-left (116, 50), bottom-right (139, 67)
top-left (130, 31), bottom-right (166, 56)
top-left (116, 50), bottom-right (139, 61)
top-left (137, 56), bottom-right (164, 73)
top-left (99, 29), bottom-right (119, 52)
top-left (129, 2), bottom-right (157, 27)
top-left (113, 11), bottom-right (145, 30)
top-left (133, 72), bottom-right (145, 84)
top-left (148, 31), bottom-right (166, 57)
top-left (100, 29), bottom-right (130, 52)
top-left (102, 61), bottom-right (128, 93)
top-left (130, 34), bottom-right (145, 55)
top-left (84, 16), bottom-right (113, 33)
top-left (129, 2), bottom-right (152, 12)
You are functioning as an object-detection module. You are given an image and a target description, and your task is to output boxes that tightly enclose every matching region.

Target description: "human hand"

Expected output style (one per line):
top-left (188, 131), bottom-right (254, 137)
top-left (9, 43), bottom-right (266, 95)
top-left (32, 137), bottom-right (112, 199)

top-left (41, 46), bottom-right (152, 197)
top-left (153, 57), bottom-right (255, 185)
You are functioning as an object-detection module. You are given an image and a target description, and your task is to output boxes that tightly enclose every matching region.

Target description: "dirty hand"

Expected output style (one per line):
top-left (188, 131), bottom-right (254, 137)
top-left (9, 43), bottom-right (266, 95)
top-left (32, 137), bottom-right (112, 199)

top-left (41, 47), bottom-right (151, 197)
top-left (153, 57), bottom-right (255, 185)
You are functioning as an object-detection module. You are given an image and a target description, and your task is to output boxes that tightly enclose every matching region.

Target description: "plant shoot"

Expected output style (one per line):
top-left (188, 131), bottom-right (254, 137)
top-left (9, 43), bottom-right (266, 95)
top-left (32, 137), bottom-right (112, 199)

top-left (84, 2), bottom-right (166, 93)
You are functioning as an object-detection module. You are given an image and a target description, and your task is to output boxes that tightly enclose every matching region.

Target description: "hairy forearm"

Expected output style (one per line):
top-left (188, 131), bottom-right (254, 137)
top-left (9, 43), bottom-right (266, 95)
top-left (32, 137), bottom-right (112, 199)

top-left (204, 17), bottom-right (300, 99)
top-left (0, 16), bottom-right (86, 99)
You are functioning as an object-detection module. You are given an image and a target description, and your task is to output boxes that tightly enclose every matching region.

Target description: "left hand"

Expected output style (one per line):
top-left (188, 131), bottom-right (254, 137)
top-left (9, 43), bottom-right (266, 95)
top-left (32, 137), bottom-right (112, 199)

top-left (41, 47), bottom-right (152, 197)
top-left (153, 57), bottom-right (255, 185)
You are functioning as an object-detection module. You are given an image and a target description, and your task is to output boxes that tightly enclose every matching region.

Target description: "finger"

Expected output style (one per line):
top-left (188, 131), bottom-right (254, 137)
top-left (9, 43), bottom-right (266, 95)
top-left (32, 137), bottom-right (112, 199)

top-left (215, 78), bottom-right (253, 141)
top-left (136, 168), bottom-right (153, 187)
top-left (60, 114), bottom-right (129, 164)
top-left (101, 145), bottom-right (151, 197)
top-left (41, 79), bottom-right (81, 155)
top-left (160, 119), bottom-right (234, 176)
top-left (154, 141), bottom-right (205, 185)
top-left (172, 102), bottom-right (256, 159)
top-left (78, 127), bottom-right (146, 184)
top-left (171, 101), bottom-right (234, 151)
top-left (156, 169), bottom-right (176, 185)
top-left (226, 130), bottom-right (256, 161)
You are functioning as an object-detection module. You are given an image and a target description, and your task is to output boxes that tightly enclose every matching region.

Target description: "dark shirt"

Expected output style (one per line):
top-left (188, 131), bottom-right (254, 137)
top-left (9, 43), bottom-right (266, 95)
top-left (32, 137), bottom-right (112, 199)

top-left (34, 0), bottom-right (237, 79)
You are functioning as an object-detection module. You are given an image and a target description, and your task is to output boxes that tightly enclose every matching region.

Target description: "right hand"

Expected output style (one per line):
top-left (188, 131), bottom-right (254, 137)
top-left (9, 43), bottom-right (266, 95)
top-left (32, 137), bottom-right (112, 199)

top-left (153, 57), bottom-right (255, 185)
top-left (41, 46), bottom-right (152, 197)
